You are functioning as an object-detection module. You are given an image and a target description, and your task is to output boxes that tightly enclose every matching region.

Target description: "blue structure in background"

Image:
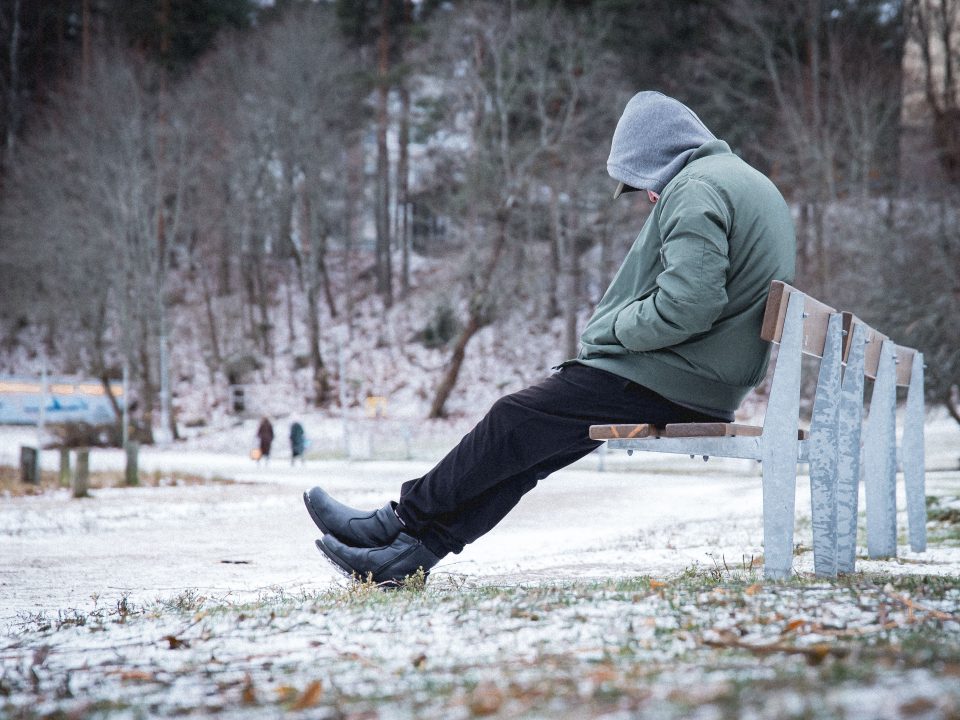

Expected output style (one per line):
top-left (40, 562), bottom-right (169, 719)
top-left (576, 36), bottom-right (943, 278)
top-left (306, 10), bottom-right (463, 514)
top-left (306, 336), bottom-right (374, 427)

top-left (0, 377), bottom-right (123, 425)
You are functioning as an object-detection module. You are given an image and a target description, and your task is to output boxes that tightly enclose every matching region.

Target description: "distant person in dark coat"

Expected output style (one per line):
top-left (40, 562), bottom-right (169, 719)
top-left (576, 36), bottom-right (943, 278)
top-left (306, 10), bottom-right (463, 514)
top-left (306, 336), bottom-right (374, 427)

top-left (290, 421), bottom-right (305, 465)
top-left (256, 417), bottom-right (274, 463)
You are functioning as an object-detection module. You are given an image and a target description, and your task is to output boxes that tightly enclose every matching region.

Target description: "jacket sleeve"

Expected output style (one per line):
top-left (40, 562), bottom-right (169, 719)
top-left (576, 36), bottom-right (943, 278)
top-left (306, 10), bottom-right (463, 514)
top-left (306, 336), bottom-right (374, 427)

top-left (613, 177), bottom-right (731, 352)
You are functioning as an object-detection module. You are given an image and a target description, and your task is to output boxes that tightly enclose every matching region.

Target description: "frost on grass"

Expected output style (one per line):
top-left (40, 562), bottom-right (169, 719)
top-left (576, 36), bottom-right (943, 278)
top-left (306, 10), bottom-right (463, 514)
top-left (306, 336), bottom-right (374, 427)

top-left (2, 571), bottom-right (959, 720)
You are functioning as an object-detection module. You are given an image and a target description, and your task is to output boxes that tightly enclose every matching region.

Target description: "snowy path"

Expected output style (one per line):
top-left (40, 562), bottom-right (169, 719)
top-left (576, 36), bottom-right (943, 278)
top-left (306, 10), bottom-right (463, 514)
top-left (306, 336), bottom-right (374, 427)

top-left (3, 445), bottom-right (959, 622)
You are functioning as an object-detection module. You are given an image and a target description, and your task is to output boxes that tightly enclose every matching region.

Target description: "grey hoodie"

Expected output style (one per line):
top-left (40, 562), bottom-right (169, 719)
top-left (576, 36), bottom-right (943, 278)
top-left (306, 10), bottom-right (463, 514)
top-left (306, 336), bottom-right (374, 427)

top-left (607, 91), bottom-right (716, 195)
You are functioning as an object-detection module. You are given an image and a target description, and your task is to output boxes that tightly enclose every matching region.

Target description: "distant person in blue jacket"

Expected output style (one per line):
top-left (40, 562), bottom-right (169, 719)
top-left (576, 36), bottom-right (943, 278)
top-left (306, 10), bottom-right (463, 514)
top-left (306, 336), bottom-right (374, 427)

top-left (290, 421), bottom-right (305, 465)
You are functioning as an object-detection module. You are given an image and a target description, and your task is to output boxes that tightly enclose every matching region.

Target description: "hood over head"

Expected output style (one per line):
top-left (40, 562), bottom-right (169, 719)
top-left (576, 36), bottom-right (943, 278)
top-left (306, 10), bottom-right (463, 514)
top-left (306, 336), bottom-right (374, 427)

top-left (607, 91), bottom-right (717, 198)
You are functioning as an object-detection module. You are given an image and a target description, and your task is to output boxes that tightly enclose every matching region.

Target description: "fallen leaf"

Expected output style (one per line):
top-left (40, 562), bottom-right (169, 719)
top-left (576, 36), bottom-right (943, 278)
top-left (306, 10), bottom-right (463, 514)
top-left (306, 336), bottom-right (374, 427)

top-left (164, 635), bottom-right (190, 650)
top-left (275, 685), bottom-right (298, 703)
top-left (782, 619), bottom-right (805, 634)
top-left (803, 644), bottom-right (832, 666)
top-left (241, 675), bottom-right (256, 705)
top-left (412, 653), bottom-right (427, 669)
top-left (119, 670), bottom-right (155, 682)
top-left (744, 584), bottom-right (762, 596)
top-left (899, 697), bottom-right (937, 716)
top-left (468, 681), bottom-right (503, 716)
top-left (290, 680), bottom-right (323, 711)
top-left (587, 666), bottom-right (618, 684)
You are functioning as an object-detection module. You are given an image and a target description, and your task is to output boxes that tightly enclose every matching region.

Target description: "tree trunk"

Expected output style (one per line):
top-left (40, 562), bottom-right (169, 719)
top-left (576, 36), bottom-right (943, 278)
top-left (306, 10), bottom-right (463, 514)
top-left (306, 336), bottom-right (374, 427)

top-left (81, 0), bottom-right (91, 84)
top-left (563, 211), bottom-right (581, 361)
top-left (200, 270), bottom-right (222, 369)
top-left (813, 197), bottom-right (828, 296)
top-left (319, 236), bottom-right (338, 319)
top-left (91, 295), bottom-right (123, 439)
top-left (5, 0), bottom-right (22, 164)
top-left (547, 187), bottom-right (562, 318)
top-left (947, 386), bottom-right (960, 426)
top-left (306, 280), bottom-right (329, 407)
top-left (428, 208), bottom-right (511, 419)
top-left (285, 271), bottom-right (296, 349)
top-left (428, 315), bottom-right (480, 419)
top-left (101, 373), bottom-right (122, 434)
top-left (344, 138), bottom-right (362, 337)
top-left (253, 257), bottom-right (273, 361)
top-left (398, 81), bottom-right (411, 296)
top-left (375, 0), bottom-right (393, 306)
top-left (138, 317), bottom-right (155, 443)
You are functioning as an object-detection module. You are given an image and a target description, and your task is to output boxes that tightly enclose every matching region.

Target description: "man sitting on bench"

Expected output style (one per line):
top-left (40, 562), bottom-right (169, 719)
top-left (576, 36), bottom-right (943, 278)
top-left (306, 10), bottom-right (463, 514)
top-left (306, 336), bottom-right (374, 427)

top-left (304, 91), bottom-right (797, 585)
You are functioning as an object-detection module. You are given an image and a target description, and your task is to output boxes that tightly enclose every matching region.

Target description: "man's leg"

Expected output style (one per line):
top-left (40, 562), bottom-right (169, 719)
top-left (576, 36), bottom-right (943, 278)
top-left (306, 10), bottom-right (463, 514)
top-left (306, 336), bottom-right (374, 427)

top-left (405, 439), bottom-right (598, 554)
top-left (397, 364), bottom-right (721, 556)
top-left (311, 364), bottom-right (722, 583)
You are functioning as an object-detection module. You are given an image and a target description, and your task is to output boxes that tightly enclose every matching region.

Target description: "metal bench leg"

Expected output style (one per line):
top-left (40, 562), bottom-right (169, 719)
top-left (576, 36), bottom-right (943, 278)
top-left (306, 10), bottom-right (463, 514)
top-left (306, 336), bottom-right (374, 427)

top-left (760, 292), bottom-right (804, 580)
top-left (864, 340), bottom-right (898, 559)
top-left (902, 353), bottom-right (926, 552)
top-left (836, 324), bottom-right (866, 573)
top-left (809, 313), bottom-right (843, 577)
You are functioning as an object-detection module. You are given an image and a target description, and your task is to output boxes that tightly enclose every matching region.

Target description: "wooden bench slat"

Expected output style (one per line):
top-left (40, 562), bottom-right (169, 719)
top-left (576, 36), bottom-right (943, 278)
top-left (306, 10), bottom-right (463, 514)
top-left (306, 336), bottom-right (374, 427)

top-left (590, 423), bottom-right (810, 441)
top-left (588, 424), bottom-right (659, 440)
top-left (663, 422), bottom-right (762, 437)
top-left (842, 312), bottom-right (916, 386)
top-left (760, 281), bottom-right (837, 358)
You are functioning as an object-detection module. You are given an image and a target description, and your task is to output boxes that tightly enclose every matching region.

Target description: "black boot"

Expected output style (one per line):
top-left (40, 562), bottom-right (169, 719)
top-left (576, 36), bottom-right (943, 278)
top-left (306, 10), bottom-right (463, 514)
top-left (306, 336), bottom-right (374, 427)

top-left (303, 487), bottom-right (403, 547)
top-left (316, 532), bottom-right (442, 586)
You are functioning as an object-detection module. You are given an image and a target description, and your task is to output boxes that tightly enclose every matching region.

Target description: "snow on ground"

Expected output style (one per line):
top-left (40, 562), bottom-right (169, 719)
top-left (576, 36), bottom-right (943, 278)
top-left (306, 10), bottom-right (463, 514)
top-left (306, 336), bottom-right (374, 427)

top-left (1, 419), bottom-right (958, 718)
top-left (1, 417), bottom-right (958, 619)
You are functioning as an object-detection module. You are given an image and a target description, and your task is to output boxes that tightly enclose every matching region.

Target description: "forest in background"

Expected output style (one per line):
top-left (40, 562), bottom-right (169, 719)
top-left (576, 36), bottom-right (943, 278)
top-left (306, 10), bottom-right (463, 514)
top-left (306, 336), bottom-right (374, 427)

top-left (0, 0), bottom-right (957, 442)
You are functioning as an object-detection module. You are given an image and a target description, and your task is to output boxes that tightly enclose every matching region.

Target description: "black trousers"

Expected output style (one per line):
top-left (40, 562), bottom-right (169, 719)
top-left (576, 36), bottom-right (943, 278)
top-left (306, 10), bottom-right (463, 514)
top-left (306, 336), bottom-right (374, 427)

top-left (397, 364), bottom-right (724, 556)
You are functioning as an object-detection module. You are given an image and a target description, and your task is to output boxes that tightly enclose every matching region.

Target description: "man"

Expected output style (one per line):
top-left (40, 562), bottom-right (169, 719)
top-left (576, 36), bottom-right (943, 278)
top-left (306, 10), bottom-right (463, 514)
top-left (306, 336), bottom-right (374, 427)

top-left (304, 91), bottom-right (796, 585)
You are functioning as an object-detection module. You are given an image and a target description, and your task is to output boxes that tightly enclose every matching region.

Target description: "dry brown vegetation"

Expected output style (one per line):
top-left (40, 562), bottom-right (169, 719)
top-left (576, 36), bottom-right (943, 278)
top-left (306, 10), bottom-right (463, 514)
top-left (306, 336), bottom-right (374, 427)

top-left (0, 464), bottom-right (233, 498)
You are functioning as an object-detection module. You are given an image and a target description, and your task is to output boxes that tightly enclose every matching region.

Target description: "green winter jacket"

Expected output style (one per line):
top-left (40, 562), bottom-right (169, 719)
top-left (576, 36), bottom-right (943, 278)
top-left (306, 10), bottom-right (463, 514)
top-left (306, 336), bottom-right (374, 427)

top-left (574, 140), bottom-right (796, 414)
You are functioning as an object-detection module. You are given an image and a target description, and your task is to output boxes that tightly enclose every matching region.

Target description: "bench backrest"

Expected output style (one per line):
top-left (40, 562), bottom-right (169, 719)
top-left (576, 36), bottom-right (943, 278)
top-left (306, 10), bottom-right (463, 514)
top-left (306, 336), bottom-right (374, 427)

top-left (760, 280), bottom-right (836, 357)
top-left (760, 281), bottom-right (918, 386)
top-left (841, 312), bottom-right (917, 387)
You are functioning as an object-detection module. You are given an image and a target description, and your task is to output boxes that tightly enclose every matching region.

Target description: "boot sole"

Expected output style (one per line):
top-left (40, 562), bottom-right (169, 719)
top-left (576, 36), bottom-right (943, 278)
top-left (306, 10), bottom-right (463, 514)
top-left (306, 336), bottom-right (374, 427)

top-left (313, 539), bottom-right (427, 589)
top-left (314, 538), bottom-right (358, 579)
top-left (303, 491), bottom-right (333, 535)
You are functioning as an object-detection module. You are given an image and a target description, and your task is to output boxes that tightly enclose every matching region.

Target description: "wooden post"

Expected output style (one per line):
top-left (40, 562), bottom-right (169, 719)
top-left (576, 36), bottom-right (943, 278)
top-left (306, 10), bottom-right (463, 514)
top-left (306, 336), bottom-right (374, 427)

top-left (19, 446), bottom-right (38, 485)
top-left (73, 448), bottom-right (89, 498)
top-left (124, 441), bottom-right (139, 486)
top-left (58, 448), bottom-right (71, 488)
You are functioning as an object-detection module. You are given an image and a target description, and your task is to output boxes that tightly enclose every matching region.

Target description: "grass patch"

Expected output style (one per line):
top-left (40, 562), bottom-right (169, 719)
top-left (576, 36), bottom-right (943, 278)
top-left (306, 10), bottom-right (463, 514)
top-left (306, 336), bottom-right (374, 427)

top-left (3, 569), bottom-right (959, 719)
top-left (927, 495), bottom-right (960, 546)
top-left (0, 464), bottom-right (235, 497)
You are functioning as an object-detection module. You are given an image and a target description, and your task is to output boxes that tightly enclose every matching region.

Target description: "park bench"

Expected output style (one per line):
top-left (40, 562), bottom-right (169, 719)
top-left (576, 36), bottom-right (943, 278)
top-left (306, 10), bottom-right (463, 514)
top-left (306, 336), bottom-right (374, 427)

top-left (589, 281), bottom-right (927, 580)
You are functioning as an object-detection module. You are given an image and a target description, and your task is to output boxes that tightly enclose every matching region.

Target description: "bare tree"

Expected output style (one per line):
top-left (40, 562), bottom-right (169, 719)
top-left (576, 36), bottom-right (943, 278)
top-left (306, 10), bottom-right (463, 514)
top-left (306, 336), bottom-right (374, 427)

top-left (907, 0), bottom-right (960, 182)
top-left (3, 45), bottom-right (189, 441)
top-left (425, 3), bottom-right (620, 418)
top-left (689, 0), bottom-right (903, 295)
